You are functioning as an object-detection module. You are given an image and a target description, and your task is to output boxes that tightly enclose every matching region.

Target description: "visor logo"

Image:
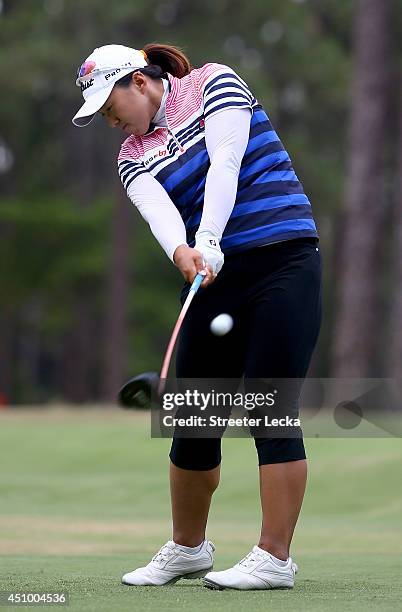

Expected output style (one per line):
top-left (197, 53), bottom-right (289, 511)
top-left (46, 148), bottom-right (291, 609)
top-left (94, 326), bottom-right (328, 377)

top-left (105, 62), bottom-right (134, 81)
top-left (105, 68), bottom-right (122, 81)
top-left (80, 78), bottom-right (94, 92)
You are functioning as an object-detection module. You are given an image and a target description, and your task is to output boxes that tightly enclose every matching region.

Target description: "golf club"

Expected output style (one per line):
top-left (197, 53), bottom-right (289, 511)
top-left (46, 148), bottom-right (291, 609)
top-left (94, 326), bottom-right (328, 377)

top-left (118, 271), bottom-right (205, 408)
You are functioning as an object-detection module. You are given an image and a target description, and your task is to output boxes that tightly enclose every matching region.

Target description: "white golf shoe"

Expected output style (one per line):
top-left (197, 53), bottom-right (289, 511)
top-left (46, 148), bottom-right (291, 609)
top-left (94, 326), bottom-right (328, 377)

top-left (122, 539), bottom-right (215, 586)
top-left (203, 545), bottom-right (298, 590)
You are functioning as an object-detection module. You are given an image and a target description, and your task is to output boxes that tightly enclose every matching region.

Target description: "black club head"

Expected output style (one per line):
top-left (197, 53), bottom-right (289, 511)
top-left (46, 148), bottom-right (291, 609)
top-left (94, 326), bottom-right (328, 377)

top-left (118, 372), bottom-right (160, 409)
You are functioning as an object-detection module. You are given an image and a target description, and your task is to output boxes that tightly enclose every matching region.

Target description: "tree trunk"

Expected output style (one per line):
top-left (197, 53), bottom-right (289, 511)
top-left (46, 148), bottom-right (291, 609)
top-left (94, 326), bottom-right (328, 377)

top-left (0, 308), bottom-right (15, 404)
top-left (101, 179), bottom-right (132, 402)
top-left (387, 81), bottom-right (402, 379)
top-left (331, 0), bottom-right (392, 377)
top-left (57, 119), bottom-right (98, 403)
top-left (58, 288), bottom-right (95, 403)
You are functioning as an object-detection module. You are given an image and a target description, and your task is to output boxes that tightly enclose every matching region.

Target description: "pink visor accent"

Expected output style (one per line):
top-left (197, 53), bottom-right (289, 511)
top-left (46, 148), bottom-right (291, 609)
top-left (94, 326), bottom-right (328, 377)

top-left (78, 61), bottom-right (96, 78)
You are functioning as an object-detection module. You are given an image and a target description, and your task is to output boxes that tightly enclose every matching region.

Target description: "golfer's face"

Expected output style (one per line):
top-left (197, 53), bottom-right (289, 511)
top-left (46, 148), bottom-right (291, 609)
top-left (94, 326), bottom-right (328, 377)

top-left (99, 74), bottom-right (154, 136)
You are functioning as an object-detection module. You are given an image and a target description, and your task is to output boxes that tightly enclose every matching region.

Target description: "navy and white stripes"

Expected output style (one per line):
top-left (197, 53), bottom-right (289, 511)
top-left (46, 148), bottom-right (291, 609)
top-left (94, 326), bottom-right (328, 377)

top-left (202, 70), bottom-right (258, 119)
top-left (118, 63), bottom-right (318, 254)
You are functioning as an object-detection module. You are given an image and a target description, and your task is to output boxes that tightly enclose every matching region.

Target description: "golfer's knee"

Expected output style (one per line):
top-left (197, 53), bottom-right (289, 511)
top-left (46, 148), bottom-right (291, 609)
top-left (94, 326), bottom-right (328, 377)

top-left (255, 437), bottom-right (306, 465)
top-left (169, 438), bottom-right (222, 472)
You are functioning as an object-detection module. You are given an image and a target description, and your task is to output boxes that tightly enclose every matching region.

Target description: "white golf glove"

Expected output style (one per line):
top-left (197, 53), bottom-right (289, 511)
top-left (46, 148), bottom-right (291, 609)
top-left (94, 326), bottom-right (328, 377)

top-left (194, 231), bottom-right (224, 275)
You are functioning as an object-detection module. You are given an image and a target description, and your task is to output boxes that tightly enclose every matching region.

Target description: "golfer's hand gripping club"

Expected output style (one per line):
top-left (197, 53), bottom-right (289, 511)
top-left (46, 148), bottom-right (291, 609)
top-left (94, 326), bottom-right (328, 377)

top-left (194, 231), bottom-right (224, 276)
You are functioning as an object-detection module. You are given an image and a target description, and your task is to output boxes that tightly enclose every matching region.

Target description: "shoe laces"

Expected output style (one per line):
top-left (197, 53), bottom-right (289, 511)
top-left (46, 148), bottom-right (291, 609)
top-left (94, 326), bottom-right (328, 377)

top-left (151, 541), bottom-right (176, 564)
top-left (238, 547), bottom-right (265, 568)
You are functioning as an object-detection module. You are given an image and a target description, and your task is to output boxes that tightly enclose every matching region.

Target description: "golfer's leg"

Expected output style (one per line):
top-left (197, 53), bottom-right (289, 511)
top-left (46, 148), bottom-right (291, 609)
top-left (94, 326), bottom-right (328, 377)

top-left (170, 274), bottom-right (245, 546)
top-left (246, 240), bottom-right (322, 559)
top-left (258, 460), bottom-right (307, 559)
top-left (170, 463), bottom-right (220, 547)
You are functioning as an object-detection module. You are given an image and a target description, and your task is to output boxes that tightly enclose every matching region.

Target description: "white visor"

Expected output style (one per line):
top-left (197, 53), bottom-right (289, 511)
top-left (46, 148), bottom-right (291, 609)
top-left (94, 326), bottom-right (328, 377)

top-left (72, 45), bottom-right (148, 127)
top-left (72, 83), bottom-right (116, 127)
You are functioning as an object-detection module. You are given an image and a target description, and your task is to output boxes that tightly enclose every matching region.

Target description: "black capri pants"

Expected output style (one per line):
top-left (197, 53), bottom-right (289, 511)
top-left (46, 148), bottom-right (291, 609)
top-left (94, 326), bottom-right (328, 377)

top-left (169, 237), bottom-right (322, 470)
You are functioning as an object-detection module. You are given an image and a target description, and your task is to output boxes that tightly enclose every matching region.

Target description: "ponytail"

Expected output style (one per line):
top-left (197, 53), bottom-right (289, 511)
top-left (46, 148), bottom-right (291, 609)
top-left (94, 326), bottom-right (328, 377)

top-left (142, 43), bottom-right (192, 78)
top-left (114, 42), bottom-right (192, 89)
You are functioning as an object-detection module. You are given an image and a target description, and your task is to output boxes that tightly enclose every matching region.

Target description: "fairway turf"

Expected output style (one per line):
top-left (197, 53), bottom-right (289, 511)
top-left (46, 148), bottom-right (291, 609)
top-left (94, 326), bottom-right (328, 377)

top-left (1, 408), bottom-right (402, 611)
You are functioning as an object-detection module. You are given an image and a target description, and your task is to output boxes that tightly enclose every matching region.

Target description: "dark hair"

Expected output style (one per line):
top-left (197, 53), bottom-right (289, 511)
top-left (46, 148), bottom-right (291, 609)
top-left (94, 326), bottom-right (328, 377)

top-left (142, 43), bottom-right (192, 77)
top-left (115, 42), bottom-right (192, 88)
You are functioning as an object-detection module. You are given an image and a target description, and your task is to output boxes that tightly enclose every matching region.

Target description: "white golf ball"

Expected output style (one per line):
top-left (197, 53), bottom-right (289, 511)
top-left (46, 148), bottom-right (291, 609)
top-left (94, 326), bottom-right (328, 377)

top-left (210, 313), bottom-right (233, 336)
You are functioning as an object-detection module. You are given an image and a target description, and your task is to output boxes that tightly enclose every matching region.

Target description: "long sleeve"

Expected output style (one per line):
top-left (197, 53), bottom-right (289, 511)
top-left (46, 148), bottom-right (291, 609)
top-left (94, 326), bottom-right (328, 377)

top-left (197, 107), bottom-right (252, 239)
top-left (118, 65), bottom-right (253, 261)
top-left (126, 173), bottom-right (187, 261)
top-left (124, 107), bottom-right (251, 260)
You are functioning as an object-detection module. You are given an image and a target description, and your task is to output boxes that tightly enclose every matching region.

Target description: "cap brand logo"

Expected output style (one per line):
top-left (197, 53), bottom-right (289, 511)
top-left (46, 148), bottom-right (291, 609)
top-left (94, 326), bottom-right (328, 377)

top-left (105, 68), bottom-right (120, 80)
top-left (105, 68), bottom-right (122, 81)
top-left (80, 78), bottom-right (94, 92)
top-left (105, 62), bottom-right (133, 81)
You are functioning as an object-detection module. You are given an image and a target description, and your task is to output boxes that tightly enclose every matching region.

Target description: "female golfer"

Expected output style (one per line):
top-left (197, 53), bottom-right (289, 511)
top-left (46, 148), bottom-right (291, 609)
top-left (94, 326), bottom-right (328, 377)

top-left (73, 43), bottom-right (322, 590)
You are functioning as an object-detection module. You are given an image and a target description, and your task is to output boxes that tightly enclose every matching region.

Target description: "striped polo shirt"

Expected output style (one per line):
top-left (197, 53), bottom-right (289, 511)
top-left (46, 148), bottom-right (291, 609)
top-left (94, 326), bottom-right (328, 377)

top-left (118, 63), bottom-right (318, 254)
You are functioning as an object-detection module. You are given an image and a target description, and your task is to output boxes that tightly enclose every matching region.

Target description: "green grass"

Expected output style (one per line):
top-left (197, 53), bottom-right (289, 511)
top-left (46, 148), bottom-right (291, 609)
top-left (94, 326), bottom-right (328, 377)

top-left (0, 408), bottom-right (402, 611)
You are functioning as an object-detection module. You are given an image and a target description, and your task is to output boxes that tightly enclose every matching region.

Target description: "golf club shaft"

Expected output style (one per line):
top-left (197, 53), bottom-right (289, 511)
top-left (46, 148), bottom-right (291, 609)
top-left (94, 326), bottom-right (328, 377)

top-left (158, 272), bottom-right (205, 395)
